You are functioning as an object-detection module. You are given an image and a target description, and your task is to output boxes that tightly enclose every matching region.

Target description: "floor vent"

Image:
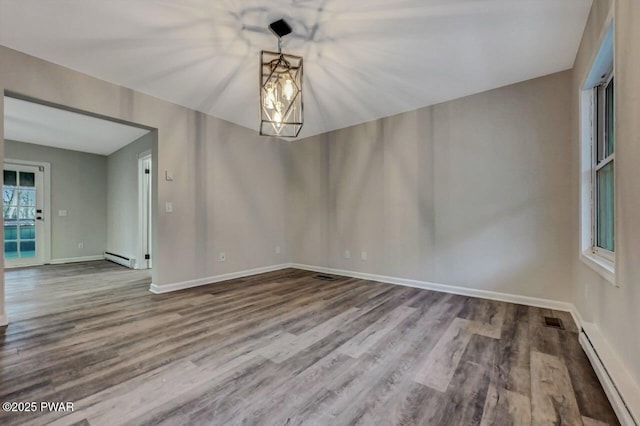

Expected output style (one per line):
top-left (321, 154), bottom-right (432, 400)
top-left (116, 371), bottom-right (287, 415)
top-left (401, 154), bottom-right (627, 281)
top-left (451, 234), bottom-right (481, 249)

top-left (313, 274), bottom-right (337, 281)
top-left (544, 316), bottom-right (565, 330)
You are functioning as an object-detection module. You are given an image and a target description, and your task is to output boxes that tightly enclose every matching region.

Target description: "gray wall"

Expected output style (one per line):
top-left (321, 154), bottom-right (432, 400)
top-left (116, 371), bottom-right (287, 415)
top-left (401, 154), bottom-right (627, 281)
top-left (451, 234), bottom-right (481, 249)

top-left (4, 140), bottom-right (107, 260)
top-left (106, 132), bottom-right (152, 263)
top-left (289, 70), bottom-right (574, 302)
top-left (572, 0), bottom-right (640, 394)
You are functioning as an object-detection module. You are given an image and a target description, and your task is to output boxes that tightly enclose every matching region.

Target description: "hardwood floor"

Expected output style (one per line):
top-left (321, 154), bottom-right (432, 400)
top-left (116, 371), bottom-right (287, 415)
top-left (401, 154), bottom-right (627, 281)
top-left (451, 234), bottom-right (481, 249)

top-left (0, 261), bottom-right (618, 425)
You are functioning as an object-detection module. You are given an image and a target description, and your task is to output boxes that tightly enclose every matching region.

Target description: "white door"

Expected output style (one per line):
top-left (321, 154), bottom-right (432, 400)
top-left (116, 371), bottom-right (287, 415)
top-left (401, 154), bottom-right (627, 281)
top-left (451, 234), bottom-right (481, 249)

top-left (3, 163), bottom-right (46, 267)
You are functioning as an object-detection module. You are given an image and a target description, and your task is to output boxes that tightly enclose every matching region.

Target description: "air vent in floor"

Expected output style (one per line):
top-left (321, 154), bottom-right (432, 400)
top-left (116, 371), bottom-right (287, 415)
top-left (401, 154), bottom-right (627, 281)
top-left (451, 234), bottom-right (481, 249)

top-left (312, 274), bottom-right (337, 281)
top-left (544, 316), bottom-right (565, 330)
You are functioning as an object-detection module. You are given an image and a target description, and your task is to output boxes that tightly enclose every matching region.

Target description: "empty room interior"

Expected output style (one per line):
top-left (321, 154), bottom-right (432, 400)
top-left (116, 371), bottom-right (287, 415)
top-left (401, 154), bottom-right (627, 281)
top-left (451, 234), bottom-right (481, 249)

top-left (0, 0), bottom-right (638, 425)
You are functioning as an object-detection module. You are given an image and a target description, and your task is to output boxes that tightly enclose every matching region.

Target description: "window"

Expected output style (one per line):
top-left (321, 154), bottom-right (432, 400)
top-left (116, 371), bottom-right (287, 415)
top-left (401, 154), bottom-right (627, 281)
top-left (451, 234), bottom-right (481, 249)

top-left (580, 22), bottom-right (615, 284)
top-left (592, 72), bottom-right (614, 260)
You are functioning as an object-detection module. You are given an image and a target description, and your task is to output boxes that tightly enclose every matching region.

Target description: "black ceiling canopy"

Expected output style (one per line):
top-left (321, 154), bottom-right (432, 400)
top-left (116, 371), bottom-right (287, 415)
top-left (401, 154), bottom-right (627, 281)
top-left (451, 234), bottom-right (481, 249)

top-left (269, 19), bottom-right (292, 38)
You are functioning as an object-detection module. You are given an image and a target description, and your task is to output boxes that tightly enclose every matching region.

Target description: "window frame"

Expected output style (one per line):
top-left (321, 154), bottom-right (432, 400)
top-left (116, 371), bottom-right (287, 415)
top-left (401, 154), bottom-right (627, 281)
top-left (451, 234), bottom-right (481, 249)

top-left (579, 21), bottom-right (615, 286)
top-left (591, 71), bottom-right (615, 262)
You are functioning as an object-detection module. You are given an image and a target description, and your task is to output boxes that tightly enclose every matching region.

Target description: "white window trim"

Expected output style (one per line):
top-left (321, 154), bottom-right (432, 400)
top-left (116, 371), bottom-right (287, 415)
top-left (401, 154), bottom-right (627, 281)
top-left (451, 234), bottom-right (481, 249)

top-left (579, 22), bottom-right (617, 287)
top-left (580, 251), bottom-right (615, 285)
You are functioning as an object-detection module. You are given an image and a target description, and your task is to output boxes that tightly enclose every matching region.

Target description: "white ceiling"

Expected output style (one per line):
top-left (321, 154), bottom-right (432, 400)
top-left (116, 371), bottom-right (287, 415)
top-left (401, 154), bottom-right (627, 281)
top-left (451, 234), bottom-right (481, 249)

top-left (4, 97), bottom-right (150, 156)
top-left (0, 0), bottom-right (592, 139)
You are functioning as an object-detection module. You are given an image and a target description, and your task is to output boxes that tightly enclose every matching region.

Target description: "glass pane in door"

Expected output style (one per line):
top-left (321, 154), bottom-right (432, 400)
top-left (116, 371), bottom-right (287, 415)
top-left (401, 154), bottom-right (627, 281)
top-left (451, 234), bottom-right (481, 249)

top-left (19, 171), bottom-right (35, 187)
top-left (20, 188), bottom-right (36, 207)
top-left (4, 168), bottom-right (39, 261)
top-left (4, 241), bottom-right (17, 259)
top-left (3, 170), bottom-right (16, 186)
top-left (4, 184), bottom-right (18, 259)
top-left (20, 240), bottom-right (36, 258)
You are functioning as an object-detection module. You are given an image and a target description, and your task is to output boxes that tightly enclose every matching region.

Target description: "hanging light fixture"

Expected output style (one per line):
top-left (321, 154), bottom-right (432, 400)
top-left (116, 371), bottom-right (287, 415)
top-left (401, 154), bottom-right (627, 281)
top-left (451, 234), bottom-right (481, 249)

top-left (260, 19), bottom-right (303, 138)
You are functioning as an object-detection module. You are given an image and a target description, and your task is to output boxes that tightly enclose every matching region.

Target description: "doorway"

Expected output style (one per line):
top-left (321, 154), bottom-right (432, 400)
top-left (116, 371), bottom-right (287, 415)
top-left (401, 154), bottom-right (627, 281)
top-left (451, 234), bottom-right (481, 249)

top-left (2, 93), bottom-right (158, 328)
top-left (3, 161), bottom-right (50, 267)
top-left (3, 93), bottom-right (156, 270)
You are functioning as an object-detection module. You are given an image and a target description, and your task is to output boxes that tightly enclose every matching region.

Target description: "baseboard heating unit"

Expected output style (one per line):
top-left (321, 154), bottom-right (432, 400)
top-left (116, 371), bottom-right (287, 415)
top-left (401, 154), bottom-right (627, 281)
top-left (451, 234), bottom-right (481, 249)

top-left (579, 329), bottom-right (638, 426)
top-left (104, 252), bottom-right (135, 269)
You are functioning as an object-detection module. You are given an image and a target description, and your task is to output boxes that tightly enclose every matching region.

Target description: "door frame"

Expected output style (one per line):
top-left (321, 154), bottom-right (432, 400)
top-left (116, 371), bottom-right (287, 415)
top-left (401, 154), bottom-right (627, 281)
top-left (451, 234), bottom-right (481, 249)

top-left (137, 150), bottom-right (152, 270)
top-left (3, 159), bottom-right (51, 267)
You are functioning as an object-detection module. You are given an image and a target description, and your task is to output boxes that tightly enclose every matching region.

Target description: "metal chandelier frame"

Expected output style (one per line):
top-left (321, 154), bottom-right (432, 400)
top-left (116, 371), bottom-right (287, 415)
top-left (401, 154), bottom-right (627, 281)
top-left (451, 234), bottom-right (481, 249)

top-left (259, 19), bottom-right (303, 138)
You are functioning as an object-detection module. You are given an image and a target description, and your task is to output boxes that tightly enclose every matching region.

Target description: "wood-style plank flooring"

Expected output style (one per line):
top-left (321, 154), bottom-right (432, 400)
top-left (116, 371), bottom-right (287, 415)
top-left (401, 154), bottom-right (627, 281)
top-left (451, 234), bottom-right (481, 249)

top-left (0, 261), bottom-right (619, 425)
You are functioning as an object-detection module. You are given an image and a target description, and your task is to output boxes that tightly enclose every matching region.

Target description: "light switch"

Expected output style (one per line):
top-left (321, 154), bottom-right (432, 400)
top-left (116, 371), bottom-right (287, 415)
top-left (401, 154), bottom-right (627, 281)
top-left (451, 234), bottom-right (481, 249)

top-left (165, 170), bottom-right (174, 181)
top-left (165, 202), bottom-right (173, 213)
top-left (58, 210), bottom-right (68, 217)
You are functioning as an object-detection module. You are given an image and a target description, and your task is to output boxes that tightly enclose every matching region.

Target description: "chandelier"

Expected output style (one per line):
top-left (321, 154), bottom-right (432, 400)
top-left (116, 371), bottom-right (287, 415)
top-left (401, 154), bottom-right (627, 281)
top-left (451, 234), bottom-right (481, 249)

top-left (260, 19), bottom-right (303, 138)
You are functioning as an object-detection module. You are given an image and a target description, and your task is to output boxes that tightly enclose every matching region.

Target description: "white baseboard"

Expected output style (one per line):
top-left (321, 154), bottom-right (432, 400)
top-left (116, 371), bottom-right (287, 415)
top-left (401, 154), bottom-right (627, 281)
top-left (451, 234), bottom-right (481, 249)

top-left (290, 263), bottom-right (575, 313)
top-left (0, 313), bottom-right (7, 326)
top-left (150, 262), bottom-right (572, 312)
top-left (570, 305), bottom-right (585, 335)
top-left (48, 255), bottom-right (105, 265)
top-left (149, 263), bottom-right (291, 294)
top-left (579, 324), bottom-right (639, 426)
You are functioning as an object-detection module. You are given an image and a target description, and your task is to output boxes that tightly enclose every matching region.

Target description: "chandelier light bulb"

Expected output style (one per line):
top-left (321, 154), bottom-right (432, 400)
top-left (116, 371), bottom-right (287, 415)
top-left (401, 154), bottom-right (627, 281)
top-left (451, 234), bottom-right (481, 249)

top-left (283, 77), bottom-right (294, 101)
top-left (264, 82), bottom-right (276, 110)
top-left (274, 102), bottom-right (283, 127)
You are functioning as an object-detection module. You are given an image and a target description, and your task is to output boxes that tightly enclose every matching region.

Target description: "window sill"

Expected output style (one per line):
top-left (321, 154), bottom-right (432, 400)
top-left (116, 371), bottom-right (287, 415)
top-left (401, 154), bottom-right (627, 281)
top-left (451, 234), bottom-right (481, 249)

top-left (580, 250), bottom-right (617, 287)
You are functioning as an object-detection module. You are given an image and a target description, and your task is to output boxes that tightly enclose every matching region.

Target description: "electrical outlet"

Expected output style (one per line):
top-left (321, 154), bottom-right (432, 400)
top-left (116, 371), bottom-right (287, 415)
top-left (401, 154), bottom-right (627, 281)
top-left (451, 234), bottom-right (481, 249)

top-left (361, 251), bottom-right (367, 261)
top-left (275, 246), bottom-right (281, 254)
top-left (78, 242), bottom-right (84, 249)
top-left (345, 250), bottom-right (351, 259)
top-left (219, 252), bottom-right (226, 262)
